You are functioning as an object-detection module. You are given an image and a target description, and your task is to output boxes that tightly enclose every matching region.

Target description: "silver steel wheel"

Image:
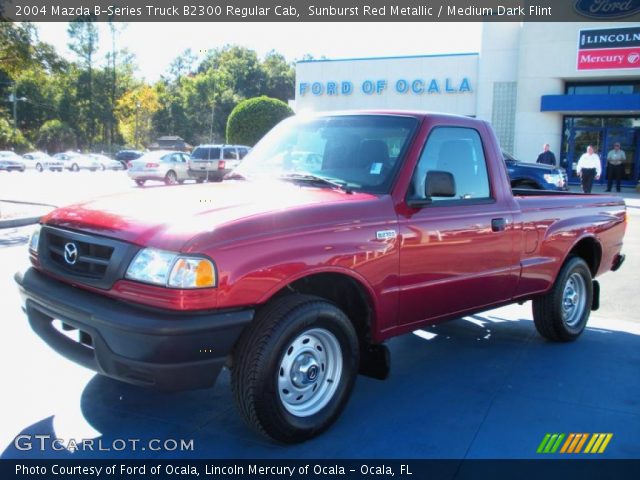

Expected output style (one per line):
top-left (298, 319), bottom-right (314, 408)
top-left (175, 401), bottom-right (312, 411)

top-left (277, 328), bottom-right (343, 417)
top-left (562, 272), bottom-right (587, 327)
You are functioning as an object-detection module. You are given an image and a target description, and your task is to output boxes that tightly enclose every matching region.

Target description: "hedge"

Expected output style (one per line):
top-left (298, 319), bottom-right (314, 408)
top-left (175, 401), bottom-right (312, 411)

top-left (226, 96), bottom-right (293, 146)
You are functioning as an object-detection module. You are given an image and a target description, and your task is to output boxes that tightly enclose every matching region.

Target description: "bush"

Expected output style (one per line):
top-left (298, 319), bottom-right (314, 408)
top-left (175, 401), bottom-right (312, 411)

top-left (226, 96), bottom-right (293, 146)
top-left (0, 116), bottom-right (32, 152)
top-left (36, 119), bottom-right (76, 153)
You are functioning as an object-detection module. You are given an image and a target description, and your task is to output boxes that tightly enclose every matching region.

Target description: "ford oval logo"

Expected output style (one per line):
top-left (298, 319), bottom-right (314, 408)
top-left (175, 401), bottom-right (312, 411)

top-left (63, 242), bottom-right (78, 265)
top-left (575, 0), bottom-right (640, 18)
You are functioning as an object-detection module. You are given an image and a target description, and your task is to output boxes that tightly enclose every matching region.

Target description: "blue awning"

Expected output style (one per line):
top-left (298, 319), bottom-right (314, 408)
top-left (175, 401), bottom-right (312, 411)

top-left (540, 94), bottom-right (640, 112)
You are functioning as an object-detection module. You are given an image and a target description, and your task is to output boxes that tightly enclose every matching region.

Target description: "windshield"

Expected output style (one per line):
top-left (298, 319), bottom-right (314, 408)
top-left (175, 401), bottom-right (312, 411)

top-left (234, 114), bottom-right (419, 193)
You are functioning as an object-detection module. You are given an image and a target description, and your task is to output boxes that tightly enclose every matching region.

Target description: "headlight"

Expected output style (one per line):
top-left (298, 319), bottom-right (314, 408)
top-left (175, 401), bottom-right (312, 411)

top-left (125, 248), bottom-right (216, 288)
top-left (28, 225), bottom-right (41, 253)
top-left (543, 173), bottom-right (563, 186)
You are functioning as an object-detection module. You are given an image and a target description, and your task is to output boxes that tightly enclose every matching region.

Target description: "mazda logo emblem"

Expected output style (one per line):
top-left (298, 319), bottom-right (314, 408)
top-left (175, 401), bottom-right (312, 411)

top-left (63, 242), bottom-right (78, 265)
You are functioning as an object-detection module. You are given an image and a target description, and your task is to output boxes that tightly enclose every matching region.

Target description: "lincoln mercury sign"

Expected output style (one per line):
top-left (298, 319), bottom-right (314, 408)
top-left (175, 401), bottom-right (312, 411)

top-left (577, 26), bottom-right (640, 70)
top-left (298, 78), bottom-right (473, 97)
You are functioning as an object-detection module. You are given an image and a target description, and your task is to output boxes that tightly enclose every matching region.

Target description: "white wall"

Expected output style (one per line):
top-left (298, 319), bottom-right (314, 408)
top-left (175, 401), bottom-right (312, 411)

top-left (476, 22), bottom-right (520, 122)
top-left (295, 54), bottom-right (478, 116)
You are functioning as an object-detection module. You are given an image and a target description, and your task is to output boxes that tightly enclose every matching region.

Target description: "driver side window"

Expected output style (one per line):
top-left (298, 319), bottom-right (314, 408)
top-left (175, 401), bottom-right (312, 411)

top-left (409, 127), bottom-right (491, 203)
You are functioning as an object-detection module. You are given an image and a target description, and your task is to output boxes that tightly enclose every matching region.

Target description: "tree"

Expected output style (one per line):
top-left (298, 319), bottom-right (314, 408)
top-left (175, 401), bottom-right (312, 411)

top-left (0, 23), bottom-right (35, 78)
top-left (226, 96), bottom-right (293, 146)
top-left (199, 45), bottom-right (265, 98)
top-left (261, 51), bottom-right (295, 101)
top-left (36, 119), bottom-right (76, 153)
top-left (68, 19), bottom-right (99, 147)
top-left (115, 85), bottom-right (160, 148)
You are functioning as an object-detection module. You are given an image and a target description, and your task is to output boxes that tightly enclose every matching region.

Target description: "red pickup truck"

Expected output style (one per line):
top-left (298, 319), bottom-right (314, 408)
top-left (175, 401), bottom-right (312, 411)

top-left (16, 112), bottom-right (626, 443)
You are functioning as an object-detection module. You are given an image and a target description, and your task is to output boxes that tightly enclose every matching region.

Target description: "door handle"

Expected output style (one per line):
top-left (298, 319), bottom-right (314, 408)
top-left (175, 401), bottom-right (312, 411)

top-left (491, 218), bottom-right (507, 232)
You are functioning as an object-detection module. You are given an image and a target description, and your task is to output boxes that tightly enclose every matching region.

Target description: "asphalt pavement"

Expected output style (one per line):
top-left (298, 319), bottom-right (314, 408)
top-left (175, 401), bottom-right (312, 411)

top-left (0, 170), bottom-right (638, 460)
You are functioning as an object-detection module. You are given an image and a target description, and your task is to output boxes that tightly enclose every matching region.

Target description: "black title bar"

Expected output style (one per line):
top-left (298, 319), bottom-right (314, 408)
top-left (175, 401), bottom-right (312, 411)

top-left (2, 0), bottom-right (640, 22)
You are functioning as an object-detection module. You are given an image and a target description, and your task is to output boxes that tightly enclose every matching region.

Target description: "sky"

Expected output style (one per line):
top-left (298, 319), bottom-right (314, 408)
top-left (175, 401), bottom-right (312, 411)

top-left (35, 22), bottom-right (483, 81)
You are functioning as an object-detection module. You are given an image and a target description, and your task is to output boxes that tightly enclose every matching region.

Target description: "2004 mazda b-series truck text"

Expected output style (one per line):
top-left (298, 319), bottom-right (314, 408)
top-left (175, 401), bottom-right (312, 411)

top-left (16, 112), bottom-right (627, 443)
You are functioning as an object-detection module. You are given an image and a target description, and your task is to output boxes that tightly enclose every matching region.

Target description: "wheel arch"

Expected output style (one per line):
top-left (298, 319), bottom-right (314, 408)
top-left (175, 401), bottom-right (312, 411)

top-left (266, 271), bottom-right (377, 348)
top-left (565, 235), bottom-right (602, 277)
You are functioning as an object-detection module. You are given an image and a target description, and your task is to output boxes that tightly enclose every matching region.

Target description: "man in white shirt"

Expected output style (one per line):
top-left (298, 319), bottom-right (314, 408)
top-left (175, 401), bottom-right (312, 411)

top-left (576, 145), bottom-right (601, 193)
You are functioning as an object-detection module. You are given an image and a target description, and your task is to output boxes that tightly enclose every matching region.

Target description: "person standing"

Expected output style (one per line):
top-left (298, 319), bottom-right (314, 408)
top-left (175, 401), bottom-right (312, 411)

top-left (536, 143), bottom-right (556, 166)
top-left (576, 145), bottom-right (601, 193)
top-left (605, 142), bottom-right (625, 192)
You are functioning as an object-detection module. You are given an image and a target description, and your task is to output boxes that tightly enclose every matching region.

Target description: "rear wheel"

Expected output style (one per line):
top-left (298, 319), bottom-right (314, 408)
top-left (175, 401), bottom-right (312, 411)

top-left (71, 163), bottom-right (79, 172)
top-left (36, 163), bottom-right (43, 172)
top-left (164, 171), bottom-right (178, 185)
top-left (196, 178), bottom-right (205, 184)
top-left (135, 179), bottom-right (145, 187)
top-left (532, 257), bottom-right (593, 342)
top-left (231, 294), bottom-right (359, 443)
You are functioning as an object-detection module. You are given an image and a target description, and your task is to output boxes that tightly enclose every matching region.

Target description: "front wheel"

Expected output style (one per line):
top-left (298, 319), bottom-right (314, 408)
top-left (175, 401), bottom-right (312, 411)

top-left (36, 163), bottom-right (43, 172)
top-left (135, 179), bottom-right (145, 187)
top-left (231, 294), bottom-right (359, 443)
top-left (532, 257), bottom-right (593, 342)
top-left (71, 163), bottom-right (79, 172)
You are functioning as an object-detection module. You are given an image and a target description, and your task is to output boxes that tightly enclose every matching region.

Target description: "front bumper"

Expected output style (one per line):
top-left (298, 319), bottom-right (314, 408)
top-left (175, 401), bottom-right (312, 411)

top-left (15, 267), bottom-right (254, 391)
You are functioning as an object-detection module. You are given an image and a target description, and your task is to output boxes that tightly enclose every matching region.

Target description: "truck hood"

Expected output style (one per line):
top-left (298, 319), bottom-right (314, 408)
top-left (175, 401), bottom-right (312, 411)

top-left (42, 181), bottom-right (376, 251)
top-left (510, 160), bottom-right (561, 172)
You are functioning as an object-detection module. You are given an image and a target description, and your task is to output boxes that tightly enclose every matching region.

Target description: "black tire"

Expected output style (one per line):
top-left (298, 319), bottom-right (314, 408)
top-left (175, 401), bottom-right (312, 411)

top-left (135, 179), bottom-right (145, 187)
top-left (71, 163), bottom-right (79, 172)
top-left (36, 163), bottom-right (43, 172)
top-left (164, 171), bottom-right (178, 185)
top-left (196, 178), bottom-right (205, 184)
top-left (532, 257), bottom-right (593, 342)
top-left (231, 294), bottom-right (359, 443)
top-left (100, 164), bottom-right (106, 171)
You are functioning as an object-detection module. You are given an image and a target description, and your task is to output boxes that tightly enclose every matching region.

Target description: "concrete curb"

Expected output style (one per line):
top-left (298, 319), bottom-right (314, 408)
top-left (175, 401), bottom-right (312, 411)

top-left (0, 216), bottom-right (42, 229)
top-left (0, 200), bottom-right (56, 230)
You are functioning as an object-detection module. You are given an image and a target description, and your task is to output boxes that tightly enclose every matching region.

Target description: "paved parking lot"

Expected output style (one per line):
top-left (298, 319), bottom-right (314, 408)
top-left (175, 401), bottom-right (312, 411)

top-left (0, 171), bottom-right (638, 459)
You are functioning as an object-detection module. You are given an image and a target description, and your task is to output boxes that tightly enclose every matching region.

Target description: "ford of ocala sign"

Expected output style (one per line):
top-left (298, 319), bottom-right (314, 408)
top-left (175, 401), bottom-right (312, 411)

top-left (574, 0), bottom-right (640, 19)
top-left (298, 78), bottom-right (472, 97)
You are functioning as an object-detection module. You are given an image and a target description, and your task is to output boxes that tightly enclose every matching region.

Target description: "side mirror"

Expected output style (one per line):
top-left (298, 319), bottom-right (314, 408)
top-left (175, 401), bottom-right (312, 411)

top-left (425, 170), bottom-right (456, 197)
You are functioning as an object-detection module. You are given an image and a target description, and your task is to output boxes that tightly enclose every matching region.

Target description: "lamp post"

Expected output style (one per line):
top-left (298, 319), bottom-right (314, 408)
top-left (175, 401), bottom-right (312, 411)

top-left (134, 101), bottom-right (141, 147)
top-left (8, 86), bottom-right (27, 140)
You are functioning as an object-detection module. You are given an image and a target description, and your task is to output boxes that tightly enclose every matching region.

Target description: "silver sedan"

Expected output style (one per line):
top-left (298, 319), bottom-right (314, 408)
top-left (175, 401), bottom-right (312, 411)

top-left (127, 150), bottom-right (191, 186)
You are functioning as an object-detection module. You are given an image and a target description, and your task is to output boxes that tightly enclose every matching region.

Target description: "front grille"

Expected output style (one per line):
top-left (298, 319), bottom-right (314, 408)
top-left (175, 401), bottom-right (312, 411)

top-left (47, 230), bottom-right (113, 279)
top-left (39, 226), bottom-right (139, 289)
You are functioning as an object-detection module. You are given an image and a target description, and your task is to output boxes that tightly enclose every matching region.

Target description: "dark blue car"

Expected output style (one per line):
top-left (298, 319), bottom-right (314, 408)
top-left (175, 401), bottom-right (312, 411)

top-left (503, 151), bottom-right (569, 191)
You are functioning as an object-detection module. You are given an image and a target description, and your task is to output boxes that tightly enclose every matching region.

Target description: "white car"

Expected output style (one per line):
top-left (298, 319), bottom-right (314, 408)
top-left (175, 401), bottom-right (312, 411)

top-left (128, 150), bottom-right (191, 186)
top-left (22, 151), bottom-right (64, 172)
top-left (53, 152), bottom-right (101, 172)
top-left (0, 151), bottom-right (26, 172)
top-left (89, 154), bottom-right (125, 171)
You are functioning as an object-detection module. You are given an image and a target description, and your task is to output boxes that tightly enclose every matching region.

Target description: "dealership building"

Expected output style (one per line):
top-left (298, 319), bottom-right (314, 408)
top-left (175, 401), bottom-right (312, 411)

top-left (295, 22), bottom-right (640, 187)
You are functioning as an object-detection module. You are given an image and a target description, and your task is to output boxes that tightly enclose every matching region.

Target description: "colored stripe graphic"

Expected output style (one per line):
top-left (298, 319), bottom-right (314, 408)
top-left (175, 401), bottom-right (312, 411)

top-left (539, 433), bottom-right (613, 454)
top-left (585, 433), bottom-right (614, 453)
top-left (537, 434), bottom-right (552, 453)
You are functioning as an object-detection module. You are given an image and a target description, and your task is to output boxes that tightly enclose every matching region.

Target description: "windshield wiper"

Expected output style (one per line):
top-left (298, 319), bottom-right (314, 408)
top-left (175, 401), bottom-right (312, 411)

top-left (279, 173), bottom-right (353, 194)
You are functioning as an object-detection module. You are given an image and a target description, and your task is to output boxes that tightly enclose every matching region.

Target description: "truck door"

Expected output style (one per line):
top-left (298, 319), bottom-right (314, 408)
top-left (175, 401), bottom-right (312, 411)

top-left (398, 126), bottom-right (519, 325)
